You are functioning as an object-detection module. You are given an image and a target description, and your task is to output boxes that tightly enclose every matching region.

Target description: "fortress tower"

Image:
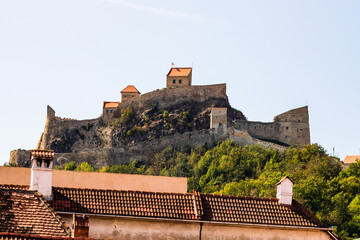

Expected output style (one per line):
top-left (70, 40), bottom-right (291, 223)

top-left (166, 67), bottom-right (192, 88)
top-left (121, 85), bottom-right (140, 102)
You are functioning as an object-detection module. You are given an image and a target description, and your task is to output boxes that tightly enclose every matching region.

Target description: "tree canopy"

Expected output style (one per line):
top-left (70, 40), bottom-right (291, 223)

top-left (56, 141), bottom-right (359, 239)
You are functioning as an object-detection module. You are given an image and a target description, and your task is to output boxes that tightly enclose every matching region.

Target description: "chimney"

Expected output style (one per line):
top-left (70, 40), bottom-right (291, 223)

top-left (276, 176), bottom-right (294, 205)
top-left (72, 214), bottom-right (89, 238)
top-left (29, 150), bottom-right (54, 200)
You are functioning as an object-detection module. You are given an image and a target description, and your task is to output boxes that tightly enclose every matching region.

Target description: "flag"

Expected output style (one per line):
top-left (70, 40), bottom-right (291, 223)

top-left (171, 62), bottom-right (174, 66)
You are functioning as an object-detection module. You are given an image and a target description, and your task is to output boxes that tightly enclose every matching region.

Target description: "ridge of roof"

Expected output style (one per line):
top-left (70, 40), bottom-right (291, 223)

top-left (32, 191), bottom-right (71, 236)
top-left (290, 200), bottom-right (324, 228)
top-left (200, 192), bottom-right (279, 201)
top-left (53, 186), bottom-right (193, 196)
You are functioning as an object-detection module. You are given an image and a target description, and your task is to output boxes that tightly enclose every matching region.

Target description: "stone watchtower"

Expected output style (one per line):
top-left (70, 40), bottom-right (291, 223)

top-left (166, 67), bottom-right (192, 88)
top-left (121, 85), bottom-right (140, 102)
top-left (29, 149), bottom-right (54, 199)
top-left (210, 107), bottom-right (227, 129)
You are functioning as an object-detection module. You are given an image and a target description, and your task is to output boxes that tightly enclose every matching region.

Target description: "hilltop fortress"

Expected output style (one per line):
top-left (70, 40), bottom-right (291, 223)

top-left (10, 67), bottom-right (310, 168)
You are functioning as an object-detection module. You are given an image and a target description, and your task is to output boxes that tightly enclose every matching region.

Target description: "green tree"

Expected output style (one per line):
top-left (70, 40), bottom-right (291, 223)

top-left (74, 162), bottom-right (94, 172)
top-left (64, 161), bottom-right (77, 171)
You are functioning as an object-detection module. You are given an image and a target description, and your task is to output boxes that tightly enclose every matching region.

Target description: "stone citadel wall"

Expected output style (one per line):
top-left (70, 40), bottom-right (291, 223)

top-left (231, 106), bottom-right (310, 147)
top-left (37, 84), bottom-right (227, 150)
top-left (10, 84), bottom-right (310, 167)
top-left (112, 83), bottom-right (227, 118)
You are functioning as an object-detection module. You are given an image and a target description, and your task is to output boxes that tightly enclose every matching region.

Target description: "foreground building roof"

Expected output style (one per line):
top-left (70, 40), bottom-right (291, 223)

top-left (51, 187), bottom-right (322, 228)
top-left (0, 187), bottom-right (70, 237)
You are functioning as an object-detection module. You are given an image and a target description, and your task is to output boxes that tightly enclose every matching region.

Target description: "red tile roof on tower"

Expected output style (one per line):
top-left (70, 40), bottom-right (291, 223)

top-left (343, 155), bottom-right (360, 164)
top-left (51, 187), bottom-right (323, 228)
top-left (103, 101), bottom-right (120, 109)
top-left (0, 188), bottom-right (70, 237)
top-left (167, 68), bottom-right (192, 77)
top-left (120, 85), bottom-right (140, 94)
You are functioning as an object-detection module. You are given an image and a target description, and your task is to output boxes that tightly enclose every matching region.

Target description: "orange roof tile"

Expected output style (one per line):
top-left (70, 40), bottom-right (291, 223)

top-left (51, 187), bottom-right (323, 228)
top-left (343, 155), bottom-right (360, 164)
top-left (0, 187), bottom-right (70, 236)
top-left (0, 233), bottom-right (100, 240)
top-left (167, 68), bottom-right (192, 77)
top-left (103, 101), bottom-right (120, 109)
top-left (121, 85), bottom-right (140, 94)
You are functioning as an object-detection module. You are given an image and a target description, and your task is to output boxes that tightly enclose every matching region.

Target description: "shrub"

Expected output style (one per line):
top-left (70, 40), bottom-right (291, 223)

top-left (64, 161), bottom-right (76, 171)
top-left (162, 110), bottom-right (169, 119)
top-left (74, 162), bottom-right (94, 172)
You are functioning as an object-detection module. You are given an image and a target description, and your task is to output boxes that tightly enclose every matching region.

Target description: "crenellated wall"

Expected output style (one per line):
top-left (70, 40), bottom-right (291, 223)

top-left (37, 105), bottom-right (101, 150)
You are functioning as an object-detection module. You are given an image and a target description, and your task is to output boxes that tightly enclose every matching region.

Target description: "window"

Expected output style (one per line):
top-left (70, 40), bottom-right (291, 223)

top-left (179, 79), bottom-right (182, 84)
top-left (132, 95), bottom-right (134, 97)
top-left (173, 79), bottom-right (176, 84)
top-left (124, 95), bottom-right (127, 98)
top-left (106, 110), bottom-right (109, 113)
top-left (110, 110), bottom-right (113, 113)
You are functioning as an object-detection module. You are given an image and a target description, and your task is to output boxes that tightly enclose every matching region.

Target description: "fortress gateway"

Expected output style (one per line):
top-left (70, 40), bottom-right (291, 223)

top-left (10, 67), bottom-right (310, 168)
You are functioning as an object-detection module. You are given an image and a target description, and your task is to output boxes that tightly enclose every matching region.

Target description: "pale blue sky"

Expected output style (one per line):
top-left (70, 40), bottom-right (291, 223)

top-left (0, 0), bottom-right (359, 165)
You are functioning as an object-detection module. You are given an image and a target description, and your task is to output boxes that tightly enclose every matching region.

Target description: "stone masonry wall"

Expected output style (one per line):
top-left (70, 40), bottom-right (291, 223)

top-left (112, 84), bottom-right (227, 118)
top-left (10, 85), bottom-right (309, 168)
top-left (232, 106), bottom-right (310, 146)
top-left (37, 84), bottom-right (227, 150)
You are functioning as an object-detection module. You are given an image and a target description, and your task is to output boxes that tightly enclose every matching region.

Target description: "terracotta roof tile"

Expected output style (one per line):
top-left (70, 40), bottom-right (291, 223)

top-left (343, 155), bottom-right (360, 164)
top-left (0, 188), bottom-right (69, 236)
top-left (120, 85), bottom-right (140, 94)
top-left (52, 188), bottom-right (197, 220)
top-left (102, 102), bottom-right (120, 109)
top-left (51, 187), bottom-right (322, 228)
top-left (167, 68), bottom-right (192, 77)
top-left (0, 232), bottom-right (101, 240)
top-left (0, 185), bottom-right (29, 190)
top-left (29, 150), bottom-right (54, 159)
top-left (201, 193), bottom-right (322, 227)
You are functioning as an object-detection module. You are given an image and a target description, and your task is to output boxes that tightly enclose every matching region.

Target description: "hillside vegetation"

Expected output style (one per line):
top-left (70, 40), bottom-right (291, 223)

top-left (55, 141), bottom-right (358, 239)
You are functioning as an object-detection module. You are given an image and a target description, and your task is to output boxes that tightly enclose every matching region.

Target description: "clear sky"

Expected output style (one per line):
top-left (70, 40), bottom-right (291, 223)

top-left (0, 0), bottom-right (359, 165)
